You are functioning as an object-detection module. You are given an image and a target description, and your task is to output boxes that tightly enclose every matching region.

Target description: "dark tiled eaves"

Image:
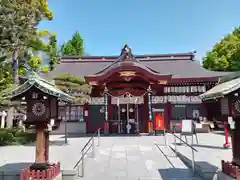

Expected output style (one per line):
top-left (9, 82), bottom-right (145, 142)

top-left (48, 61), bottom-right (112, 79)
top-left (141, 60), bottom-right (231, 78)
top-left (60, 52), bottom-right (194, 62)
top-left (48, 59), bottom-right (231, 80)
top-left (49, 51), bottom-right (231, 81)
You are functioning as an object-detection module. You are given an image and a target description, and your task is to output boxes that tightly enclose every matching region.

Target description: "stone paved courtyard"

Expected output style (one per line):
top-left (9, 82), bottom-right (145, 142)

top-left (0, 135), bottom-right (89, 171)
top-left (79, 135), bottom-right (203, 180)
top-left (0, 132), bottom-right (232, 180)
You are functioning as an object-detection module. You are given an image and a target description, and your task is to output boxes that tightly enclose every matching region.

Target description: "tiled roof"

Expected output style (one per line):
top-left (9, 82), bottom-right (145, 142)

top-left (48, 53), bottom-right (231, 80)
top-left (7, 72), bottom-right (75, 102)
top-left (199, 77), bottom-right (240, 100)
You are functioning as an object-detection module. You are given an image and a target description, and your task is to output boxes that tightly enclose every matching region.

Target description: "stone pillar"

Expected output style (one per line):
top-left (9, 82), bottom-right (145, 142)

top-left (6, 107), bottom-right (14, 128)
top-left (18, 114), bottom-right (26, 131)
top-left (1, 111), bottom-right (6, 128)
top-left (22, 115), bottom-right (26, 132)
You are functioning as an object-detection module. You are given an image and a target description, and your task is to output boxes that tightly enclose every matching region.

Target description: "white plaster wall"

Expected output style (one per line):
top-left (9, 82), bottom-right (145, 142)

top-left (51, 122), bottom-right (86, 134)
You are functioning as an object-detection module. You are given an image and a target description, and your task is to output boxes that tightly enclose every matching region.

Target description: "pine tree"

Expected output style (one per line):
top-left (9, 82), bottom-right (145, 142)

top-left (61, 31), bottom-right (85, 56)
top-left (54, 73), bottom-right (91, 103)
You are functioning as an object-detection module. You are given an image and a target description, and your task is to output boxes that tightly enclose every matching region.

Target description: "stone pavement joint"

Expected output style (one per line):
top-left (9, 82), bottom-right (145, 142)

top-left (0, 133), bottom-right (226, 180)
top-left (166, 133), bottom-right (232, 180)
top-left (0, 135), bottom-right (90, 170)
top-left (78, 136), bottom-right (204, 180)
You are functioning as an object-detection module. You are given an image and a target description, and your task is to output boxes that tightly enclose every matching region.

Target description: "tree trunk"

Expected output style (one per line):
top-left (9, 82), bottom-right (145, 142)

top-left (7, 50), bottom-right (19, 129)
top-left (12, 50), bottom-right (19, 85)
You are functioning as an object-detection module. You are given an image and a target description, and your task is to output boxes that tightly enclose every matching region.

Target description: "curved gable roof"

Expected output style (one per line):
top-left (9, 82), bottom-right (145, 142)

top-left (48, 46), bottom-right (232, 81)
top-left (92, 44), bottom-right (169, 77)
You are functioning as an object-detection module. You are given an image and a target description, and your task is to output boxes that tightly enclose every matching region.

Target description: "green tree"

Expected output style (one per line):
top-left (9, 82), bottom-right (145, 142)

top-left (61, 31), bottom-right (84, 56)
top-left (0, 0), bottom-right (54, 127)
top-left (0, 0), bottom-right (53, 85)
top-left (203, 27), bottom-right (240, 71)
top-left (54, 73), bottom-right (91, 103)
top-left (47, 33), bottom-right (58, 70)
top-left (41, 65), bottom-right (49, 73)
top-left (19, 30), bottom-right (58, 74)
top-left (0, 56), bottom-right (12, 92)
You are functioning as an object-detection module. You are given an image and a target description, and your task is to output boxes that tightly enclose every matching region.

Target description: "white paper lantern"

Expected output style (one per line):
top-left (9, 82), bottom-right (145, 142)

top-left (100, 107), bottom-right (104, 113)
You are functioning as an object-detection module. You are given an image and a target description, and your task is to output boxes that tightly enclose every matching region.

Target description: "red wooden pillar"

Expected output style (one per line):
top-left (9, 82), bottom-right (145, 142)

top-left (107, 96), bottom-right (112, 131)
top-left (222, 98), bottom-right (232, 148)
top-left (143, 95), bottom-right (149, 132)
top-left (35, 124), bottom-right (46, 164)
top-left (165, 102), bottom-right (171, 131)
top-left (44, 131), bottom-right (49, 162)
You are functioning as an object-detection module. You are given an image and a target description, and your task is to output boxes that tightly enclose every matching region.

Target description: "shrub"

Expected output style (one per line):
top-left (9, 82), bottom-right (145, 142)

top-left (30, 163), bottom-right (49, 171)
top-left (0, 128), bottom-right (35, 146)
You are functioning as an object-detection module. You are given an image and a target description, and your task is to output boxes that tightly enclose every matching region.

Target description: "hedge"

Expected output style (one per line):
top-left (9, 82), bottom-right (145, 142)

top-left (0, 128), bottom-right (35, 146)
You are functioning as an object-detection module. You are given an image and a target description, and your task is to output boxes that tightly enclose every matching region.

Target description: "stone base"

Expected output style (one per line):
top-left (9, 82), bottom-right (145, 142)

top-left (217, 171), bottom-right (236, 180)
top-left (148, 121), bottom-right (153, 133)
top-left (0, 171), bottom-right (62, 180)
top-left (61, 169), bottom-right (77, 180)
top-left (169, 145), bottom-right (221, 180)
top-left (221, 160), bottom-right (240, 179)
top-left (20, 162), bottom-right (61, 180)
top-left (155, 130), bottom-right (165, 135)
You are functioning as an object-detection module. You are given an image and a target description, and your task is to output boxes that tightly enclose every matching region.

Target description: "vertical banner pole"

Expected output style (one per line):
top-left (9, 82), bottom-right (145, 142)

top-left (147, 85), bottom-right (153, 134)
top-left (127, 103), bottom-right (130, 134)
top-left (117, 98), bottom-right (121, 133)
top-left (136, 100), bottom-right (139, 134)
top-left (104, 87), bottom-right (108, 134)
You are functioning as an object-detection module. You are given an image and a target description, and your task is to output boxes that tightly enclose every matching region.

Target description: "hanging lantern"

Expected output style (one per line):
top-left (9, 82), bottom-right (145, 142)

top-left (100, 107), bottom-right (104, 113)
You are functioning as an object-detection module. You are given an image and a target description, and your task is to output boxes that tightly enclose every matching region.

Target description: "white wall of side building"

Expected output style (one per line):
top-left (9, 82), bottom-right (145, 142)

top-left (51, 122), bottom-right (86, 134)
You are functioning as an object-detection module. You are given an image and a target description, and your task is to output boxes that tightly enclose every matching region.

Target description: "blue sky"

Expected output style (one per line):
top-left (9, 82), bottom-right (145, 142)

top-left (38, 0), bottom-right (240, 61)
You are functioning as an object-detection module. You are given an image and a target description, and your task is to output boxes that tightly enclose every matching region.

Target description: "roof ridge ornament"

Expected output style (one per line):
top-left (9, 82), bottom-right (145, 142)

top-left (120, 44), bottom-right (135, 61)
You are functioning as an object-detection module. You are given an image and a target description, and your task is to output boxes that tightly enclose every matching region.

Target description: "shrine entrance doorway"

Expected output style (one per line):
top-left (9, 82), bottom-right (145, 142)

top-left (109, 95), bottom-right (143, 134)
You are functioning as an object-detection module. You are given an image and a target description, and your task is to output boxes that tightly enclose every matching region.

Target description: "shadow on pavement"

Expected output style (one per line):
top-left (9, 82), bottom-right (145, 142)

top-left (193, 161), bottom-right (219, 180)
top-left (193, 144), bottom-right (231, 150)
top-left (63, 133), bottom-right (141, 138)
top-left (175, 149), bottom-right (219, 180)
top-left (196, 161), bottom-right (219, 173)
top-left (0, 162), bottom-right (33, 173)
top-left (158, 168), bottom-right (196, 179)
top-left (212, 131), bottom-right (225, 135)
top-left (175, 142), bottom-right (230, 150)
top-left (24, 140), bottom-right (69, 146)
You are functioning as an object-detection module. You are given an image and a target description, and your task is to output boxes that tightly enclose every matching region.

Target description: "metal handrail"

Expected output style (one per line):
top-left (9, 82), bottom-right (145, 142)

top-left (171, 133), bottom-right (198, 152)
top-left (73, 128), bottom-right (100, 177)
top-left (170, 130), bottom-right (197, 174)
top-left (81, 129), bottom-right (99, 152)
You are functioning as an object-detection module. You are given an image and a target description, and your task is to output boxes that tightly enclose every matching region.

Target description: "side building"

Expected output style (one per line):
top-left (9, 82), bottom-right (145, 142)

top-left (49, 45), bottom-right (230, 134)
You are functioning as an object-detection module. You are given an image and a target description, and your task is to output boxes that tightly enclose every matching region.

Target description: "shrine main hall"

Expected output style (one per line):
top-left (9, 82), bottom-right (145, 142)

top-left (50, 45), bottom-right (230, 134)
